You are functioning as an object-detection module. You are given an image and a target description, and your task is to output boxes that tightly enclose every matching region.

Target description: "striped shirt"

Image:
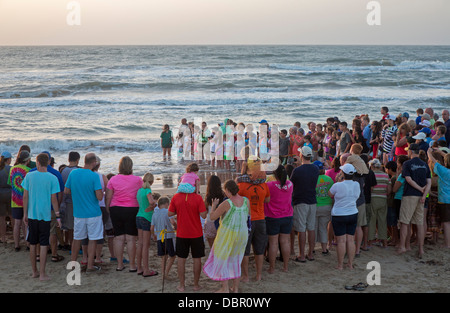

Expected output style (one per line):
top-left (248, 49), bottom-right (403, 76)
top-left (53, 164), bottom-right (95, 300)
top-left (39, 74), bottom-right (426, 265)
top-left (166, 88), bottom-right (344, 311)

top-left (381, 125), bottom-right (397, 153)
top-left (372, 170), bottom-right (390, 198)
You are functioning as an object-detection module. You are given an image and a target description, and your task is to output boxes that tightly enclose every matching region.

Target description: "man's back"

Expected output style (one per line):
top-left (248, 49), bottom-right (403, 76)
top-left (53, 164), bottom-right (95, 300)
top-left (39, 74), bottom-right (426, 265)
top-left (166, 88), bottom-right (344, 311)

top-left (65, 168), bottom-right (102, 218)
top-left (402, 157), bottom-right (430, 197)
top-left (291, 164), bottom-right (319, 205)
top-left (168, 192), bottom-right (205, 238)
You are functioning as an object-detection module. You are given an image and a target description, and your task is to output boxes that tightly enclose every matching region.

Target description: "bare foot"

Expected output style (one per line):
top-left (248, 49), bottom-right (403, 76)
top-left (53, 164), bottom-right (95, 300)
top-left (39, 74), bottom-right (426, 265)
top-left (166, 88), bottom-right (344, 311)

top-left (177, 285), bottom-right (185, 292)
top-left (31, 272), bottom-right (39, 278)
top-left (347, 263), bottom-right (354, 270)
top-left (240, 276), bottom-right (249, 283)
top-left (193, 285), bottom-right (203, 291)
top-left (396, 248), bottom-right (407, 255)
top-left (267, 268), bottom-right (275, 274)
top-left (40, 274), bottom-right (50, 281)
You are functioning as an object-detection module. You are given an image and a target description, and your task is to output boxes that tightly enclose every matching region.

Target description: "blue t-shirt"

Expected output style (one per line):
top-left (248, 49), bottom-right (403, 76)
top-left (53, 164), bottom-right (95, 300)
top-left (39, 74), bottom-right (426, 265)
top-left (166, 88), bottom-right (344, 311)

top-left (291, 163), bottom-right (320, 205)
top-left (402, 157), bottom-right (431, 197)
top-left (21, 171), bottom-right (60, 221)
top-left (394, 174), bottom-right (405, 200)
top-left (29, 165), bottom-right (64, 210)
top-left (65, 168), bottom-right (102, 218)
top-left (434, 163), bottom-right (450, 204)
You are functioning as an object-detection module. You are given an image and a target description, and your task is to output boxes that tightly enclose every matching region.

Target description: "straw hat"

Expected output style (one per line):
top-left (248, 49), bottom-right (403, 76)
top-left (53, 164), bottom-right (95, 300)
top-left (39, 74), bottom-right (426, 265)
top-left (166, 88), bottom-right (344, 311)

top-left (345, 154), bottom-right (369, 175)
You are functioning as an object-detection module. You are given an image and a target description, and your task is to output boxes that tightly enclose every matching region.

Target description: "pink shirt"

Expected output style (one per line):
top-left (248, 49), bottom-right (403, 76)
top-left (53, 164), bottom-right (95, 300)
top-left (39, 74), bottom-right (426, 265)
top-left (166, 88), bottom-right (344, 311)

top-left (264, 180), bottom-right (293, 219)
top-left (180, 172), bottom-right (199, 187)
top-left (107, 174), bottom-right (142, 207)
top-left (325, 168), bottom-right (340, 183)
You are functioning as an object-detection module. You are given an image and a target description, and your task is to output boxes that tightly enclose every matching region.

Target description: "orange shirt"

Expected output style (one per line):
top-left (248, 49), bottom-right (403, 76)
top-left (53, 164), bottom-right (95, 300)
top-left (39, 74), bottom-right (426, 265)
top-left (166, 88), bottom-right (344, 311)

top-left (238, 182), bottom-right (270, 221)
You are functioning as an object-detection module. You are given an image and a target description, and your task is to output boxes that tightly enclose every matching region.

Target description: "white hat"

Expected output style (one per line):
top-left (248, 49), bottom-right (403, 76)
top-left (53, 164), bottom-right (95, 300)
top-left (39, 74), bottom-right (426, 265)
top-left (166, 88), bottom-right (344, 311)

top-left (412, 132), bottom-right (426, 140)
top-left (419, 120), bottom-right (431, 128)
top-left (340, 163), bottom-right (356, 175)
top-left (298, 146), bottom-right (313, 157)
top-left (387, 114), bottom-right (396, 121)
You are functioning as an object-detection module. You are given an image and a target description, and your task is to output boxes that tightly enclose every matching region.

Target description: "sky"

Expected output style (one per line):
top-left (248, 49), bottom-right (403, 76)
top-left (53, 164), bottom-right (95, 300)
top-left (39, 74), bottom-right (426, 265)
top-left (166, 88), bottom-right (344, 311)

top-left (0, 0), bottom-right (449, 45)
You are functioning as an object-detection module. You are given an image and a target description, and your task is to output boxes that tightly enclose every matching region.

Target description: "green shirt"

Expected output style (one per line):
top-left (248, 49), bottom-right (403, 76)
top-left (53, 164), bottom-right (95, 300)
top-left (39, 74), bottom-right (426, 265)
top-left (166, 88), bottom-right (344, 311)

top-left (160, 130), bottom-right (173, 148)
top-left (316, 174), bottom-right (334, 207)
top-left (136, 188), bottom-right (153, 222)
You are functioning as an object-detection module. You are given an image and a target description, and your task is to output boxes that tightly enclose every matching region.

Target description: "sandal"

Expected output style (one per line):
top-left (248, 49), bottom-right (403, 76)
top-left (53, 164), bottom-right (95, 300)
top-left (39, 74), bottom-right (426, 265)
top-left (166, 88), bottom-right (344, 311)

top-left (294, 257), bottom-right (306, 263)
top-left (345, 282), bottom-right (368, 291)
top-left (143, 271), bottom-right (158, 277)
top-left (51, 254), bottom-right (65, 262)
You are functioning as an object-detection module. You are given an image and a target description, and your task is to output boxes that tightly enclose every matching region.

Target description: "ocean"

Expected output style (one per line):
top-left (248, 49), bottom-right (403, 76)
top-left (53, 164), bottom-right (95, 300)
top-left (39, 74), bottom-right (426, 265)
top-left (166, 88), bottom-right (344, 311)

top-left (1, 45), bottom-right (449, 177)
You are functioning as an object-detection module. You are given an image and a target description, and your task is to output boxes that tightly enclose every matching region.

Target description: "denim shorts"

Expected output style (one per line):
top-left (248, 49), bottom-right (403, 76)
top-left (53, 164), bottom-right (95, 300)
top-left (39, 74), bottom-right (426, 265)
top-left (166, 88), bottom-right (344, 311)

top-left (136, 216), bottom-right (151, 231)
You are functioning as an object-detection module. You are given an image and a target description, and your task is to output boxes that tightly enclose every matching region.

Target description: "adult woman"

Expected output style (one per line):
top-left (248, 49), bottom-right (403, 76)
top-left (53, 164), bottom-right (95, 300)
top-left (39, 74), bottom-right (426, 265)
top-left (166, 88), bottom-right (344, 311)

top-left (328, 163), bottom-right (360, 270)
top-left (105, 156), bottom-right (143, 272)
top-left (204, 175), bottom-right (225, 248)
top-left (369, 121), bottom-right (382, 159)
top-left (394, 123), bottom-right (411, 158)
top-left (203, 180), bottom-right (249, 293)
top-left (0, 151), bottom-right (12, 243)
top-left (9, 150), bottom-right (31, 251)
top-left (427, 148), bottom-right (450, 248)
top-left (325, 157), bottom-right (341, 183)
top-left (264, 165), bottom-right (293, 273)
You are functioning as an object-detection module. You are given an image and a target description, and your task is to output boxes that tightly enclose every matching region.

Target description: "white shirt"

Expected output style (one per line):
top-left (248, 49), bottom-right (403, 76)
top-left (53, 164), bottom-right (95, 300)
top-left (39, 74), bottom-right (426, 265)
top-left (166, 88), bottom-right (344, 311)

top-left (329, 180), bottom-right (360, 216)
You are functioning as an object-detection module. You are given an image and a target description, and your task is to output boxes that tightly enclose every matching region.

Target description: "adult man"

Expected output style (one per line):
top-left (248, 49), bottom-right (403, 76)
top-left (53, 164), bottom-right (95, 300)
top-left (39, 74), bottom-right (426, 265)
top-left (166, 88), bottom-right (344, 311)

top-left (65, 153), bottom-right (104, 272)
top-left (168, 186), bottom-right (207, 291)
top-left (397, 143), bottom-right (431, 258)
top-left (28, 151), bottom-right (65, 262)
top-left (442, 109), bottom-right (450, 147)
top-left (290, 146), bottom-right (319, 262)
top-left (22, 153), bottom-right (61, 281)
top-left (60, 151), bottom-right (81, 250)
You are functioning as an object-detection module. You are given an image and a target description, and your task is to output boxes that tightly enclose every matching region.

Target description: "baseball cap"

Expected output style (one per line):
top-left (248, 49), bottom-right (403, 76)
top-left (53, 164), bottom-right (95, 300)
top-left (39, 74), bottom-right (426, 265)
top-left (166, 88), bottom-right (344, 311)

top-left (298, 146), bottom-right (313, 158)
top-left (1, 151), bottom-right (12, 159)
top-left (259, 119), bottom-right (268, 124)
top-left (402, 112), bottom-right (409, 119)
top-left (419, 127), bottom-right (431, 135)
top-left (408, 143), bottom-right (420, 152)
top-left (340, 163), bottom-right (356, 175)
top-left (313, 160), bottom-right (324, 170)
top-left (412, 132), bottom-right (426, 140)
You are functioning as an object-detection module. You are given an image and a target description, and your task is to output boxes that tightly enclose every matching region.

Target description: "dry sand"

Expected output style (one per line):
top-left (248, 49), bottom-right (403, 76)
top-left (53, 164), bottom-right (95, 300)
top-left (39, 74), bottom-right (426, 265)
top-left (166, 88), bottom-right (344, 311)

top-left (1, 172), bottom-right (449, 293)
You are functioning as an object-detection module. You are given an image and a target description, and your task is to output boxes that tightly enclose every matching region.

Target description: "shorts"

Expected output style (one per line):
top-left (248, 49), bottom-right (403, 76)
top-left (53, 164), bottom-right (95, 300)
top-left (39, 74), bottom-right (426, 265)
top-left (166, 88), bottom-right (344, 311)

top-left (12, 207), bottom-right (23, 220)
top-left (265, 216), bottom-right (293, 236)
top-left (438, 203), bottom-right (450, 223)
top-left (293, 203), bottom-right (316, 232)
top-left (157, 238), bottom-right (176, 257)
top-left (331, 213), bottom-right (358, 237)
top-left (60, 201), bottom-right (74, 230)
top-left (399, 196), bottom-right (424, 225)
top-left (387, 206), bottom-right (398, 227)
top-left (136, 216), bottom-right (151, 231)
top-left (356, 203), bottom-right (367, 227)
top-left (73, 216), bottom-right (104, 241)
top-left (26, 219), bottom-right (51, 246)
top-left (245, 219), bottom-right (267, 256)
top-left (176, 236), bottom-right (205, 259)
top-left (0, 192), bottom-right (11, 217)
top-left (110, 206), bottom-right (139, 237)
top-left (50, 210), bottom-right (58, 235)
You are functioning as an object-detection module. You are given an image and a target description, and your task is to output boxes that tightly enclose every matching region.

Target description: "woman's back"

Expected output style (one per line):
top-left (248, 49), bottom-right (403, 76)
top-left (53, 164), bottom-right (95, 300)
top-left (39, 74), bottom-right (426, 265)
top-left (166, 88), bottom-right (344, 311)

top-left (330, 180), bottom-right (360, 216)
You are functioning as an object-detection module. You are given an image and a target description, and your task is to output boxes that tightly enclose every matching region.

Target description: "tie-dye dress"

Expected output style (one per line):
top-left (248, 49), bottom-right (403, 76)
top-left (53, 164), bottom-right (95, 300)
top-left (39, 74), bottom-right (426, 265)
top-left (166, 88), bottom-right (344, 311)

top-left (203, 197), bottom-right (249, 281)
top-left (9, 164), bottom-right (30, 208)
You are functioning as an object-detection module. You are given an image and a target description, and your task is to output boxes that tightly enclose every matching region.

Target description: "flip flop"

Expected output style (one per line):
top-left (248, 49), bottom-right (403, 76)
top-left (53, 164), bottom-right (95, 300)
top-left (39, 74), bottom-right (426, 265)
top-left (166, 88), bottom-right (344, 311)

top-left (143, 271), bottom-right (158, 277)
top-left (294, 257), bottom-right (306, 263)
top-left (116, 266), bottom-right (126, 271)
top-left (345, 282), bottom-right (368, 291)
top-left (306, 256), bottom-right (315, 261)
top-left (51, 254), bottom-right (65, 262)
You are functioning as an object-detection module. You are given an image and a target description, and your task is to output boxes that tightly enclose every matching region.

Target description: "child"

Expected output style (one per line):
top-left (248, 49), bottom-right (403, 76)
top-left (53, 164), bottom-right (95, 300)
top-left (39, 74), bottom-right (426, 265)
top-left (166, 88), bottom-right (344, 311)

top-left (160, 124), bottom-right (174, 160)
top-left (177, 163), bottom-right (201, 194)
top-left (136, 173), bottom-right (158, 277)
top-left (328, 130), bottom-right (338, 160)
top-left (303, 134), bottom-right (313, 150)
top-left (151, 196), bottom-right (176, 278)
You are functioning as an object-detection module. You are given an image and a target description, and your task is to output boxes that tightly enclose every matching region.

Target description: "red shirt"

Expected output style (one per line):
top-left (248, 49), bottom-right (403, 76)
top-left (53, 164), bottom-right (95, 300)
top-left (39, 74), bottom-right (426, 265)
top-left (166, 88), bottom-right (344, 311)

top-left (169, 193), bottom-right (206, 238)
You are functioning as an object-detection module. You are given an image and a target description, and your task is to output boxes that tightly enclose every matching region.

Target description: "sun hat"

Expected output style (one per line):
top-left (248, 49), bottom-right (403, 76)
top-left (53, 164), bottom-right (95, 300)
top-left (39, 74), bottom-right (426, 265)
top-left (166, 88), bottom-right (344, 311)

top-left (1, 151), bottom-right (12, 159)
top-left (419, 120), bottom-right (431, 128)
top-left (298, 146), bottom-right (313, 158)
top-left (340, 163), bottom-right (356, 175)
top-left (387, 114), bottom-right (396, 121)
top-left (412, 132), bottom-right (426, 140)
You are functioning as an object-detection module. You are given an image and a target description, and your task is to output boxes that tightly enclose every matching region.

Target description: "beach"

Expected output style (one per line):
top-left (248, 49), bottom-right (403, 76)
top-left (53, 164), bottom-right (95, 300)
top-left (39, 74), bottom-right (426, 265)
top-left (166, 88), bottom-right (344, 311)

top-left (1, 174), bottom-right (449, 294)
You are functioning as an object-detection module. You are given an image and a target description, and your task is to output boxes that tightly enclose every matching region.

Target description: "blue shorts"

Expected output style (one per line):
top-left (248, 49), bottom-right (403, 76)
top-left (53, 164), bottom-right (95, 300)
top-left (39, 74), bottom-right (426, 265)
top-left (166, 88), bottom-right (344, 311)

top-left (331, 213), bottom-right (358, 236)
top-left (12, 207), bottom-right (23, 220)
top-left (265, 216), bottom-right (293, 236)
top-left (136, 216), bottom-right (151, 232)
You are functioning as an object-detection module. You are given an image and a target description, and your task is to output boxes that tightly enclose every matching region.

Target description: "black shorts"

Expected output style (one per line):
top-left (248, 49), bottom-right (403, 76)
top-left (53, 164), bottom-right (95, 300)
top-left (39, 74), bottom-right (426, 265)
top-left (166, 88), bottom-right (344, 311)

top-left (438, 203), bottom-right (450, 223)
top-left (109, 206), bottom-right (139, 237)
top-left (157, 238), bottom-right (176, 257)
top-left (12, 207), bottom-right (23, 220)
top-left (26, 219), bottom-right (51, 246)
top-left (176, 236), bottom-right (205, 259)
top-left (265, 216), bottom-right (293, 236)
top-left (331, 213), bottom-right (358, 237)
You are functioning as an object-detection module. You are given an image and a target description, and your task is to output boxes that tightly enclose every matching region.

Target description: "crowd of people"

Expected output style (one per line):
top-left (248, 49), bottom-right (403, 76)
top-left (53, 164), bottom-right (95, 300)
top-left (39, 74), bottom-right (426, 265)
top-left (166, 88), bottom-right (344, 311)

top-left (0, 106), bottom-right (449, 292)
